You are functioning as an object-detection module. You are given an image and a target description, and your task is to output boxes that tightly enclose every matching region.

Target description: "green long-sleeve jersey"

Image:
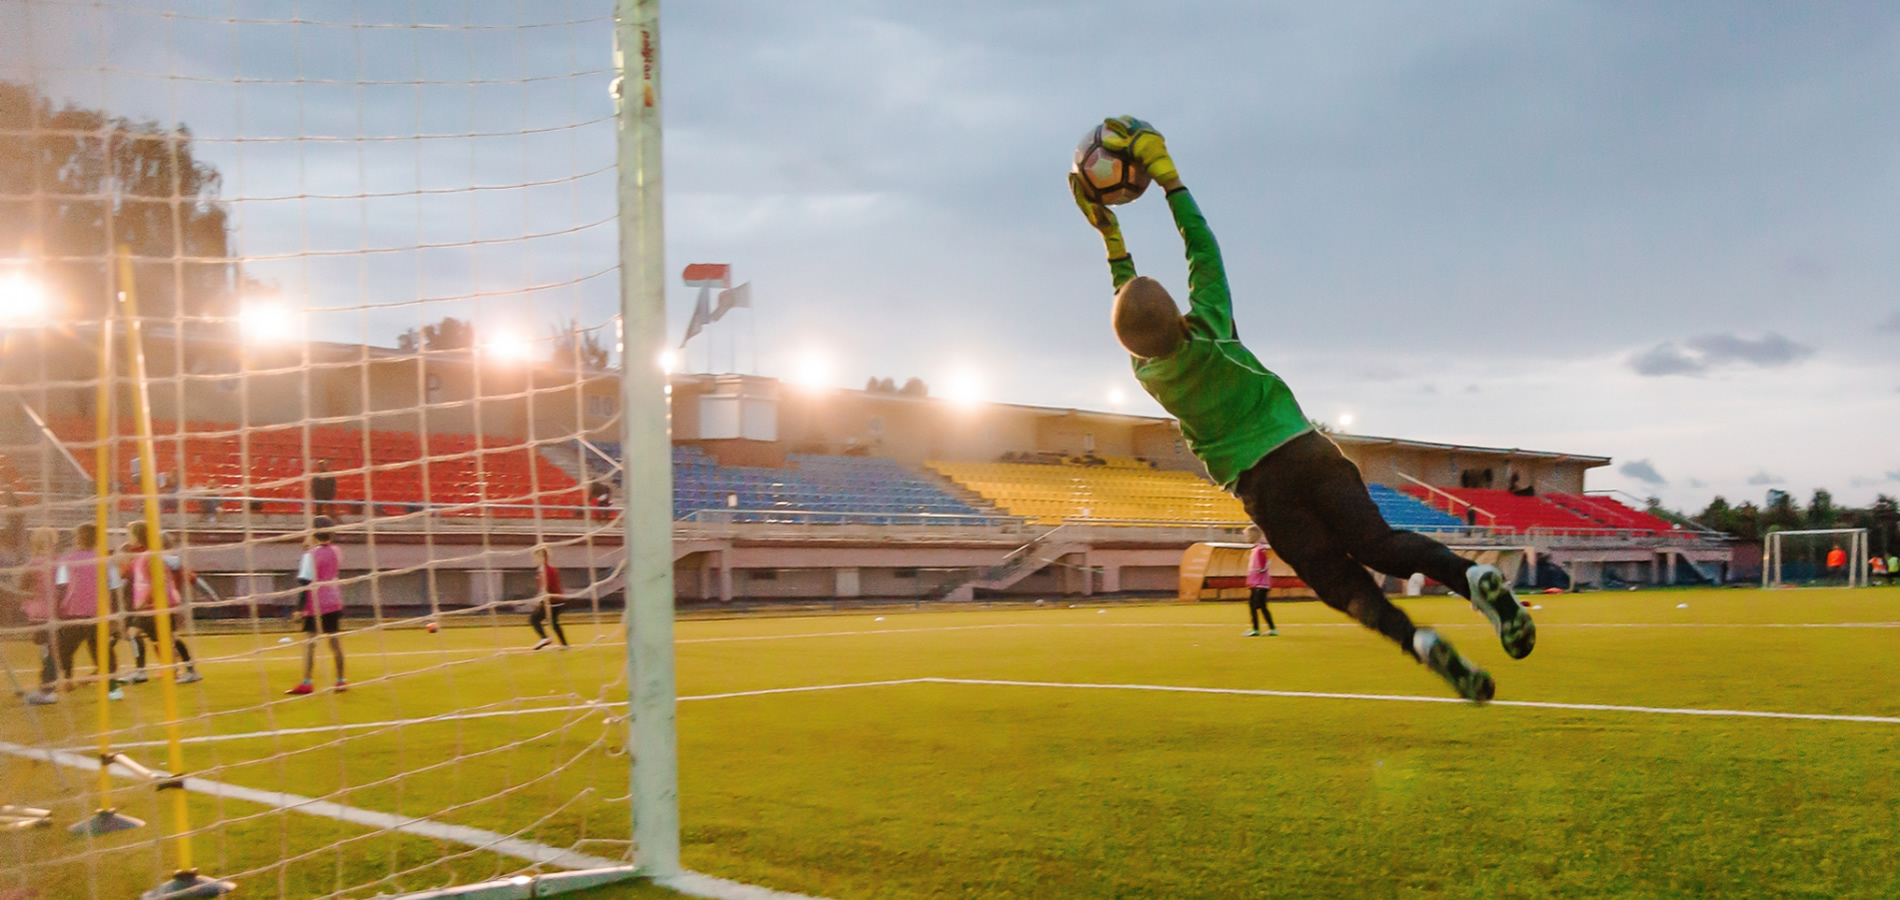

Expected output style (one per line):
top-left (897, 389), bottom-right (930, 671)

top-left (1108, 187), bottom-right (1311, 490)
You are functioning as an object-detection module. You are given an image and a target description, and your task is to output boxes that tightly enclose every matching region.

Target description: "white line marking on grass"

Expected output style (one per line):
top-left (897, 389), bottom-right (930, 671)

top-left (88, 681), bottom-right (929, 751)
top-left (915, 678), bottom-right (1900, 726)
top-left (0, 739), bottom-right (622, 870)
top-left (659, 871), bottom-right (828, 900)
top-left (672, 620), bottom-right (1900, 644)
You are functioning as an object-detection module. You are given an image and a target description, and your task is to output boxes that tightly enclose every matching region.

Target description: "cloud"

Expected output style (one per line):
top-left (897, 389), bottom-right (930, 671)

top-left (1746, 471), bottom-right (1784, 486)
top-left (1887, 470), bottom-right (1900, 481)
top-left (1685, 333), bottom-right (1814, 368)
top-left (1628, 332), bottom-right (1814, 376)
top-left (1881, 311), bottom-right (1900, 333)
top-left (1686, 477), bottom-right (1706, 488)
top-left (1620, 459), bottom-right (1667, 485)
top-left (1629, 343), bottom-right (1704, 376)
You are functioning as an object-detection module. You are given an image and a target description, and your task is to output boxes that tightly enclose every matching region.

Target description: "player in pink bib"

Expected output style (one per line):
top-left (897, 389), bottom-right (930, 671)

top-left (120, 521), bottom-right (202, 685)
top-left (1243, 526), bottom-right (1277, 637)
top-left (287, 517), bottom-right (347, 695)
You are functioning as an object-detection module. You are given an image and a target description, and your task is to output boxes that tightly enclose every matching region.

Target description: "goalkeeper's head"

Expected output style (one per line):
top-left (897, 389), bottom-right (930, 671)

top-left (1113, 276), bottom-right (1186, 359)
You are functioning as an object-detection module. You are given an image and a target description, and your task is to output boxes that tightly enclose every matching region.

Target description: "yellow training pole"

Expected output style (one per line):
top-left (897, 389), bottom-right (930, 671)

top-left (70, 247), bottom-right (143, 838)
top-left (117, 247), bottom-right (206, 885)
top-left (90, 269), bottom-right (117, 811)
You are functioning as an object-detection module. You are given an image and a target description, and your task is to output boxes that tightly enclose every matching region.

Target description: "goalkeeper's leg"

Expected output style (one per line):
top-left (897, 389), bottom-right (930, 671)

top-left (1254, 432), bottom-right (1535, 660)
top-left (1238, 449), bottom-right (1493, 701)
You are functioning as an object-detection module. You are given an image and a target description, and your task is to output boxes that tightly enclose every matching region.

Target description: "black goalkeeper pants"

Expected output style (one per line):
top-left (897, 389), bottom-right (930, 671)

top-left (1235, 431), bottom-right (1475, 657)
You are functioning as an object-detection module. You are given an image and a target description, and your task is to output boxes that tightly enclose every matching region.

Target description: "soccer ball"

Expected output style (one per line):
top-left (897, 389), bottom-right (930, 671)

top-left (1072, 124), bottom-right (1151, 206)
top-left (426, 621), bottom-right (438, 633)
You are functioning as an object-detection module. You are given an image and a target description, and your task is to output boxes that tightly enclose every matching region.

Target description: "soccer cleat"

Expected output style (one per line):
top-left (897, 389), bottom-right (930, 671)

top-left (26, 690), bottom-right (59, 706)
top-left (1414, 628), bottom-right (1495, 704)
top-left (107, 685), bottom-right (125, 701)
top-left (285, 682), bottom-right (314, 696)
top-left (177, 670), bottom-right (203, 685)
top-left (333, 680), bottom-right (348, 693)
top-left (1244, 629), bottom-right (1260, 637)
top-left (1267, 628), bottom-right (1278, 636)
top-left (532, 638), bottom-right (553, 651)
top-left (1466, 564), bottom-right (1536, 660)
top-left (128, 670), bottom-right (149, 684)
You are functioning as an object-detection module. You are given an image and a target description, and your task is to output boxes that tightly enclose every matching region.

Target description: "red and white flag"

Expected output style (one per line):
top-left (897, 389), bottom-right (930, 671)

top-left (681, 263), bottom-right (731, 288)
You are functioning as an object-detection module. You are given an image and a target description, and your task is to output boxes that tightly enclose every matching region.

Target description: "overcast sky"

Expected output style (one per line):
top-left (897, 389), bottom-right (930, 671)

top-left (6, 0), bottom-right (1898, 509)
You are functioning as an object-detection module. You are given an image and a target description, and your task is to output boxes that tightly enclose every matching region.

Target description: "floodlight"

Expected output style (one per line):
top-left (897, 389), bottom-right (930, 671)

top-left (239, 301), bottom-right (296, 342)
top-left (1106, 388), bottom-right (1126, 408)
top-left (1338, 412), bottom-right (1354, 431)
top-left (658, 349), bottom-right (680, 373)
top-left (0, 272), bottom-right (48, 327)
top-left (483, 331), bottom-right (533, 363)
top-left (945, 372), bottom-right (982, 408)
top-left (794, 352), bottom-right (829, 391)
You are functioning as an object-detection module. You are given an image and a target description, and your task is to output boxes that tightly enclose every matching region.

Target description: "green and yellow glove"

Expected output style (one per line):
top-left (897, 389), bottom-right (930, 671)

top-left (1101, 116), bottom-right (1179, 188)
top-left (1069, 171), bottom-right (1128, 259)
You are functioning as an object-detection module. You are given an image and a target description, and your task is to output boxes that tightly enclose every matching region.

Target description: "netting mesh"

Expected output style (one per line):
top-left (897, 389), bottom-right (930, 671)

top-left (0, 2), bottom-right (636, 896)
top-left (1764, 529), bottom-right (1869, 588)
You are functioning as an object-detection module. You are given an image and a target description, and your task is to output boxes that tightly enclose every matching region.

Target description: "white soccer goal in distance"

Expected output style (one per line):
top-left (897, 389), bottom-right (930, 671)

top-left (1763, 528), bottom-right (1871, 589)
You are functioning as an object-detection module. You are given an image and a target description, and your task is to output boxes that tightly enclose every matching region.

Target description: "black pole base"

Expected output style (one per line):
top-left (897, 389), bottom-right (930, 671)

top-left (139, 870), bottom-right (236, 899)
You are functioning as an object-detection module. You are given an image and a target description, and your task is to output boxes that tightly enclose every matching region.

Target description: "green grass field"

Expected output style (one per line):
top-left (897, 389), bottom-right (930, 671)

top-left (5, 587), bottom-right (1898, 899)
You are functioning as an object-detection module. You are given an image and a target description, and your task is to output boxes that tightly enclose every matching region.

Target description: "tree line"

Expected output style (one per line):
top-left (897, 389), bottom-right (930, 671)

top-left (1659, 489), bottom-right (1900, 554)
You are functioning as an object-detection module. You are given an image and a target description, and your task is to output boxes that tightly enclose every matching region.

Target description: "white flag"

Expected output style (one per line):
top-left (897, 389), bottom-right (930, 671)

top-left (711, 282), bottom-right (751, 321)
top-left (679, 287), bottom-right (711, 347)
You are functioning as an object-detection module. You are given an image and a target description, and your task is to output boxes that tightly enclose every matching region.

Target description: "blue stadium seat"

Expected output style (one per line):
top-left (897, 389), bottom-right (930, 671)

top-left (666, 448), bottom-right (983, 523)
top-left (1366, 484), bottom-right (1465, 530)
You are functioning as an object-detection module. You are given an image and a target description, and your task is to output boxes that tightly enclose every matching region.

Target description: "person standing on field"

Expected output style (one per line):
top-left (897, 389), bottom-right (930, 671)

top-left (119, 522), bottom-right (202, 685)
top-left (54, 523), bottom-right (122, 700)
top-left (286, 517), bottom-right (346, 695)
top-left (1243, 526), bottom-right (1277, 637)
top-left (21, 527), bottom-right (63, 704)
top-left (1824, 544), bottom-right (1846, 584)
top-left (527, 545), bottom-right (569, 650)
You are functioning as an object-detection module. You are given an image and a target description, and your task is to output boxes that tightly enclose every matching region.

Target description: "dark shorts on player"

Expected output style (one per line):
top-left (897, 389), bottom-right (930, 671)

top-left (129, 611), bottom-right (182, 638)
top-left (303, 611), bottom-right (344, 635)
top-left (1236, 431), bottom-right (1474, 651)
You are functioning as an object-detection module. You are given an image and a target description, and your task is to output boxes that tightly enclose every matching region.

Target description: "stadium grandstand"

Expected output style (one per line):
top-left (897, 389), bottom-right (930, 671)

top-left (0, 328), bottom-right (1739, 609)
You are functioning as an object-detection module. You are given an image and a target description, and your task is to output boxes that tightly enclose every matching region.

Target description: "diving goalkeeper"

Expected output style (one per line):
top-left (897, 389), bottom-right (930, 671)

top-left (1069, 117), bottom-right (1536, 702)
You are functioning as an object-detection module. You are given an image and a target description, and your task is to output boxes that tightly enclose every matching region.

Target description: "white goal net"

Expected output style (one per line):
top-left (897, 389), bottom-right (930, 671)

top-left (0, 2), bottom-right (676, 897)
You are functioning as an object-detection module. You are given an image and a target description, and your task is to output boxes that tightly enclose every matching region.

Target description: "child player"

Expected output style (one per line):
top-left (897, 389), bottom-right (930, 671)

top-left (286, 517), bottom-right (346, 695)
top-left (527, 545), bottom-right (569, 650)
top-left (120, 521), bottom-right (202, 685)
top-left (1069, 117), bottom-right (1535, 701)
top-left (1242, 526), bottom-right (1276, 637)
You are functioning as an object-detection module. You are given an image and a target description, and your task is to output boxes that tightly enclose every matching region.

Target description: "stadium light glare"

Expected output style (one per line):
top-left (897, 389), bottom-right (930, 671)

top-left (239, 301), bottom-right (296, 342)
top-left (945, 372), bottom-right (983, 408)
top-left (0, 271), bottom-right (48, 326)
top-left (483, 331), bottom-right (534, 364)
top-left (794, 352), bottom-right (829, 391)
top-left (1338, 412), bottom-right (1354, 431)
top-left (658, 349), bottom-right (680, 373)
top-left (1106, 387), bottom-right (1126, 408)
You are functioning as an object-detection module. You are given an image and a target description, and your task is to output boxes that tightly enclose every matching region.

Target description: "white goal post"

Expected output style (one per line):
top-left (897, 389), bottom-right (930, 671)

top-left (1763, 528), bottom-right (1870, 589)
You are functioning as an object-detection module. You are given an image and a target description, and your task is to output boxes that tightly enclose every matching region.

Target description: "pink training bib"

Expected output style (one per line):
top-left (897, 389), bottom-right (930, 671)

top-left (301, 544), bottom-right (344, 615)
top-left (1245, 544), bottom-right (1273, 589)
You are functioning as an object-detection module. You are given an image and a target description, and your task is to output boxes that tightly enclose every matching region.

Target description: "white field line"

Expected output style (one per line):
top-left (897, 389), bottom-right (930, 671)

top-left (78, 670), bottom-right (1899, 756)
top-left (671, 620), bottom-right (1900, 644)
top-left (0, 739), bottom-right (623, 871)
top-left (142, 621), bottom-right (1900, 668)
top-left (916, 678), bottom-right (1900, 726)
top-left (79, 680), bottom-right (933, 751)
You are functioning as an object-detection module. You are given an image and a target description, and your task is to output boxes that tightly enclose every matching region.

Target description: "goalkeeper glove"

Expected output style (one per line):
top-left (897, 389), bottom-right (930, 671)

top-left (1101, 116), bottom-right (1179, 188)
top-left (1070, 172), bottom-right (1128, 259)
